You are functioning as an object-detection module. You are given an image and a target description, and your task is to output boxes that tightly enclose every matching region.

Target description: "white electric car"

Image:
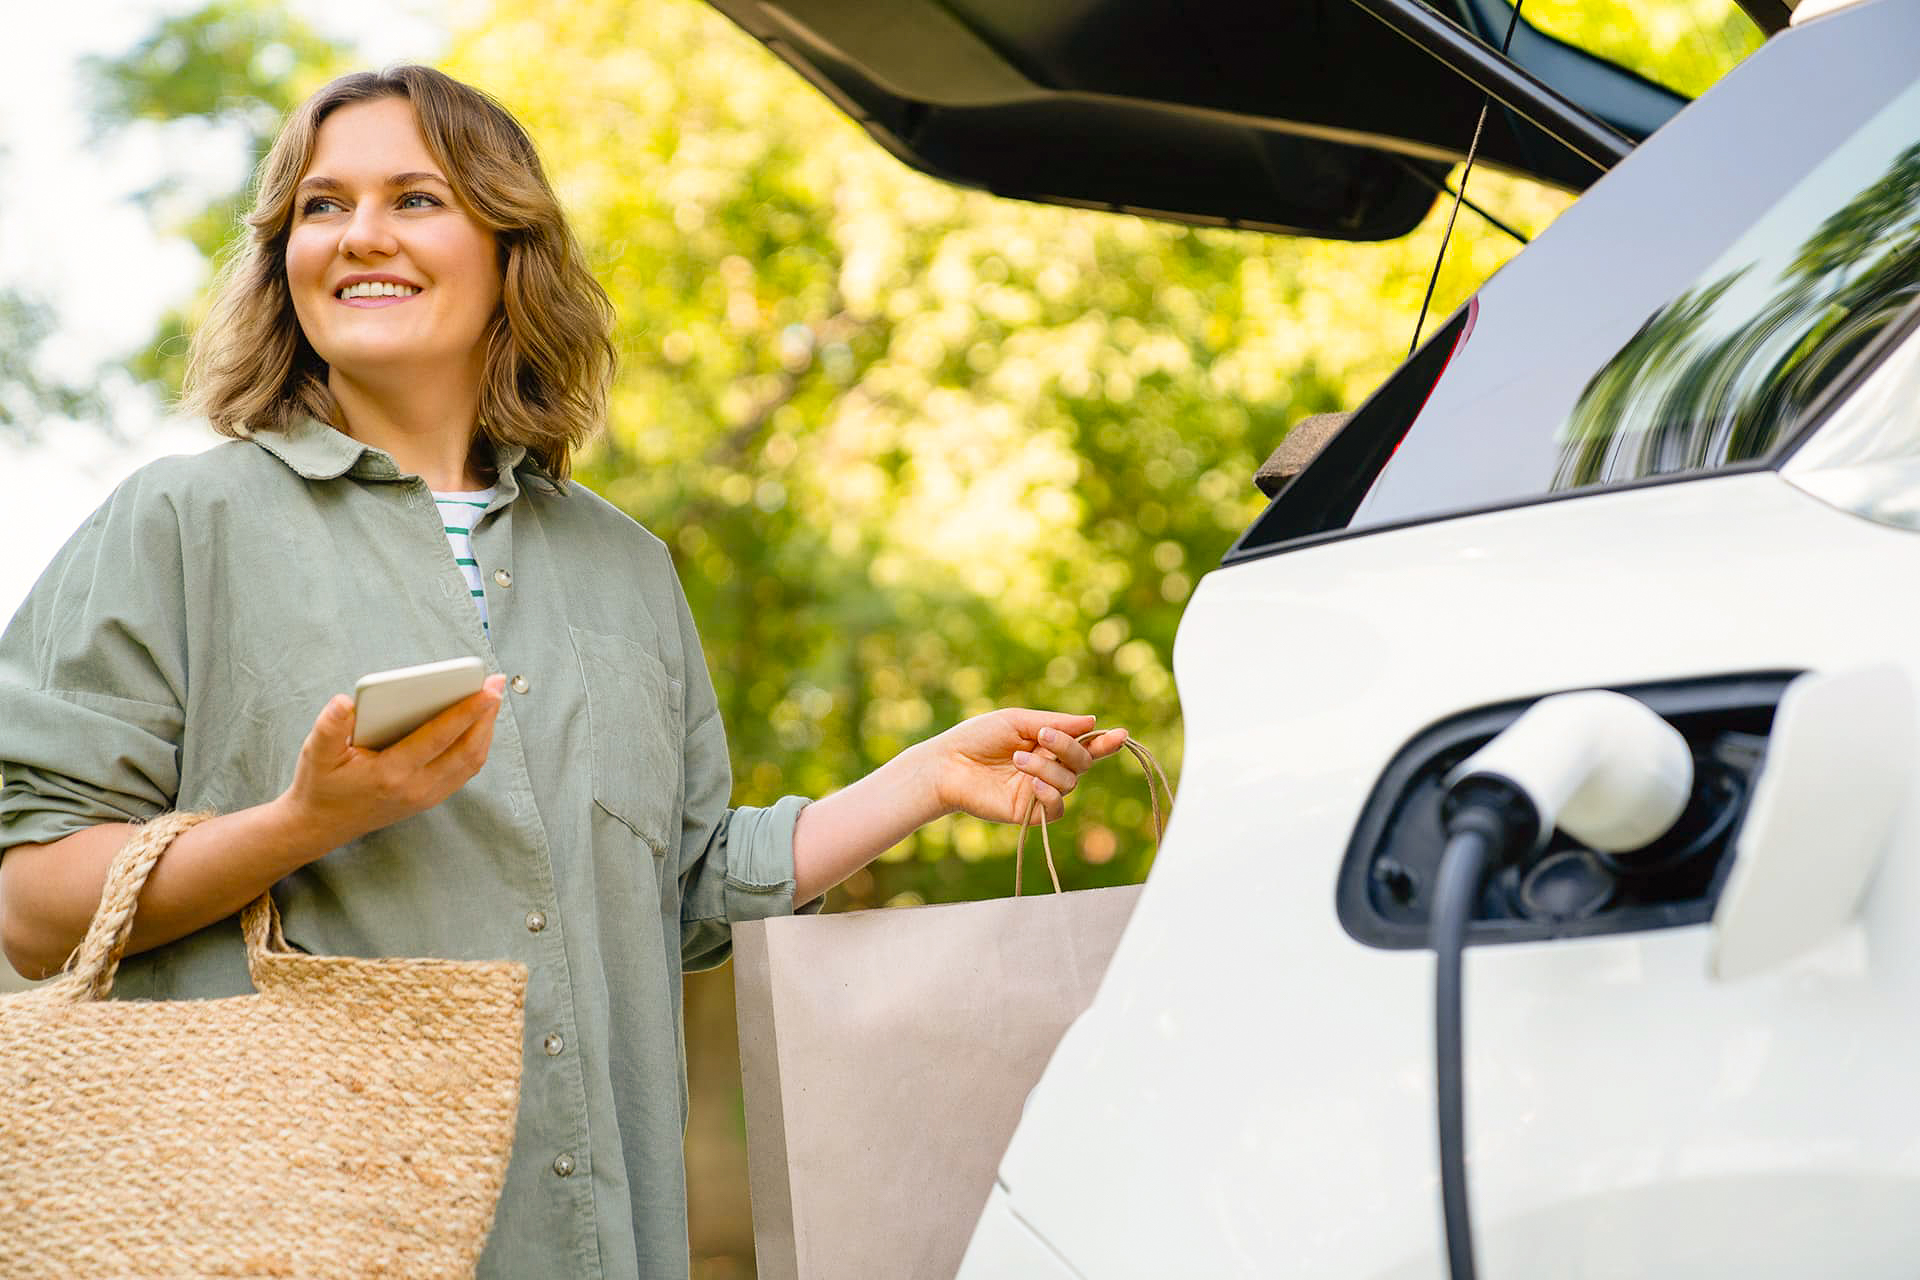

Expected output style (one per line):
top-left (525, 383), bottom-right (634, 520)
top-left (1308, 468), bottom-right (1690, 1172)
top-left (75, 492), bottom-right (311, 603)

top-left (714, 0), bottom-right (1920, 1274)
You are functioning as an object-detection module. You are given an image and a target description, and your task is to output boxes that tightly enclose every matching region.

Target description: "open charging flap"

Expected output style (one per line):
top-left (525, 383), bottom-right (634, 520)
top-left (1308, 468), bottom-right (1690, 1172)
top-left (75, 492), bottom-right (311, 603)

top-left (1710, 663), bottom-right (1916, 981)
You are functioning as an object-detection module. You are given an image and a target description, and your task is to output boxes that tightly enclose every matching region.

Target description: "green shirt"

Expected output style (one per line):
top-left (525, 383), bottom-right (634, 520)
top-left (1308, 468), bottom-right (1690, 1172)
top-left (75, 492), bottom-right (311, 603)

top-left (0, 415), bottom-right (818, 1279)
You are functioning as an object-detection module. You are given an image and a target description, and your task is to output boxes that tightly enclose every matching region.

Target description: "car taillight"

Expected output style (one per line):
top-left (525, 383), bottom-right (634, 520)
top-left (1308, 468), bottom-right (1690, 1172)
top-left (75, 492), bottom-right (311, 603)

top-left (1782, 315), bottom-right (1920, 532)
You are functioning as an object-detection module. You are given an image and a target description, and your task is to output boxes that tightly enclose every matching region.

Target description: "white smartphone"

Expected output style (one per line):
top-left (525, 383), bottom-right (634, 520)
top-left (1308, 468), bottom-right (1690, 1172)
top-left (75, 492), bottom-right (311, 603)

top-left (351, 657), bottom-right (489, 750)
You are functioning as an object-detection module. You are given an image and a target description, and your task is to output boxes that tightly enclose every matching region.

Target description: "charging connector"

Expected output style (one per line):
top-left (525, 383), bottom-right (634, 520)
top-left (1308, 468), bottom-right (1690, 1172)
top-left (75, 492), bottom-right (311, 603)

top-left (1430, 690), bottom-right (1693, 1280)
top-left (1445, 690), bottom-right (1694, 856)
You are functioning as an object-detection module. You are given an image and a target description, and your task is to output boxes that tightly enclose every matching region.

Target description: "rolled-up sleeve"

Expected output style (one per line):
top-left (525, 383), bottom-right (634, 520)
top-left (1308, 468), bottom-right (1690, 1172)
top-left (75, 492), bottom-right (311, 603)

top-left (670, 577), bottom-right (819, 973)
top-left (0, 477), bottom-right (188, 856)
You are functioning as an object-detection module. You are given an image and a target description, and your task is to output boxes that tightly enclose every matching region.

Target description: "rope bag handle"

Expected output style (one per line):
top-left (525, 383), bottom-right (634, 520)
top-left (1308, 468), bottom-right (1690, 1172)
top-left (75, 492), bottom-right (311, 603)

top-left (1012, 731), bottom-right (1175, 896)
top-left (51, 810), bottom-right (296, 1003)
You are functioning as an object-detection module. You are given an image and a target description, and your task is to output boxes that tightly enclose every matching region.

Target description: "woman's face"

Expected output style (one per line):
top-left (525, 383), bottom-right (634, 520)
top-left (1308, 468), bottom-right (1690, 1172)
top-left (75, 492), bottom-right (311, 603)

top-left (286, 97), bottom-right (502, 388)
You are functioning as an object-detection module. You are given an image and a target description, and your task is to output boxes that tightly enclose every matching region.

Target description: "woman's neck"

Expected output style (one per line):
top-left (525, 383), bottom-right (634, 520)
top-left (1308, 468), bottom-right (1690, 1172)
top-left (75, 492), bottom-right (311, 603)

top-left (327, 368), bottom-right (493, 491)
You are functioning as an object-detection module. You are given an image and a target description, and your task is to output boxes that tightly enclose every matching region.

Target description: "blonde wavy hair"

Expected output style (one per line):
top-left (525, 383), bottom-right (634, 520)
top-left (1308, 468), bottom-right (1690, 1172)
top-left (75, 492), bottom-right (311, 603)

top-left (183, 65), bottom-right (615, 481)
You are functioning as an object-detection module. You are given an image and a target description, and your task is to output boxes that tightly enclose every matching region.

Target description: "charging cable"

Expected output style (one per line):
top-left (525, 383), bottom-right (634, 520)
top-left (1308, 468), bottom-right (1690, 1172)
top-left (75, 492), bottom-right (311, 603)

top-left (1431, 691), bottom-right (1693, 1279)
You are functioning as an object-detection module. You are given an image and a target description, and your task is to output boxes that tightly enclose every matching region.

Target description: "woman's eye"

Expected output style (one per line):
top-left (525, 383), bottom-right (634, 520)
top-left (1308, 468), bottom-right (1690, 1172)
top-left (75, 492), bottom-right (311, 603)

top-left (301, 197), bottom-right (342, 216)
top-left (399, 192), bottom-right (441, 209)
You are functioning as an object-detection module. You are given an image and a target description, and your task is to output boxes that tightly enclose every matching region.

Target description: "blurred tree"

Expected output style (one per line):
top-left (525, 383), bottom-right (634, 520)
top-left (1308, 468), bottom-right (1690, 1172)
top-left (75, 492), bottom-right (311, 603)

top-left (0, 139), bottom-right (106, 437)
top-left (444, 0), bottom-right (1594, 910)
top-left (1522, 0), bottom-right (1761, 96)
top-left (81, 0), bottom-right (350, 394)
top-left (0, 288), bottom-right (104, 437)
top-left (1791, 140), bottom-right (1920, 287)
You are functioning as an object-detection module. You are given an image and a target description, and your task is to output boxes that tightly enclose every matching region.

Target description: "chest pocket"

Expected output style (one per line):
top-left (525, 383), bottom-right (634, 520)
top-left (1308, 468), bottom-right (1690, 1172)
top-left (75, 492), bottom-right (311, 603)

top-left (569, 625), bottom-right (685, 858)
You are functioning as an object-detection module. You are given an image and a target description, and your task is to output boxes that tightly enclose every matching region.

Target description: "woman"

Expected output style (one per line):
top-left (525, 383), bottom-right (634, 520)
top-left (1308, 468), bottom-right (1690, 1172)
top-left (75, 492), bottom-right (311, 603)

top-left (0, 66), bottom-right (1126, 1277)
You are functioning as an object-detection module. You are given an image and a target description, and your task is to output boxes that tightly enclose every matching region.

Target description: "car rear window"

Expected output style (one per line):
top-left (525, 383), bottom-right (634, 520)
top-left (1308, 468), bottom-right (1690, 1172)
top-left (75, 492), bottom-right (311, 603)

top-left (1545, 79), bottom-right (1920, 493)
top-left (1228, 5), bottom-right (1920, 560)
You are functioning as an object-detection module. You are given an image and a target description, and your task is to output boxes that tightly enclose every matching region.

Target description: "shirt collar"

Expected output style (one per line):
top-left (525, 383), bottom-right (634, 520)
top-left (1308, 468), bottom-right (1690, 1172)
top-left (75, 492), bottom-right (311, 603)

top-left (251, 415), bottom-right (565, 495)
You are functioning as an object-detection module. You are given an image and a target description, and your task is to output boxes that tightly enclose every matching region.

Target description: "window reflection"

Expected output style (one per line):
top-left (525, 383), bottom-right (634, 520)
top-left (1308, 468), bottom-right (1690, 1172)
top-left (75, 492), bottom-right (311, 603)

top-left (1555, 89), bottom-right (1920, 490)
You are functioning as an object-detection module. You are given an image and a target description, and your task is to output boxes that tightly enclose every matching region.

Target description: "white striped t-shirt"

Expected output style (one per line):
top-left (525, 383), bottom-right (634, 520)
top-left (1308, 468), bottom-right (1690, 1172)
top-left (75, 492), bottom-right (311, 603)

top-left (433, 488), bottom-right (497, 632)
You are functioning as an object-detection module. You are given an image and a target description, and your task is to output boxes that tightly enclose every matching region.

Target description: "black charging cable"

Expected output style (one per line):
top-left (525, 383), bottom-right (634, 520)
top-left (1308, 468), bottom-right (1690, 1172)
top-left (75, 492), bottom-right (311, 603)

top-left (1431, 779), bottom-right (1538, 1280)
top-left (1425, 692), bottom-right (1696, 1278)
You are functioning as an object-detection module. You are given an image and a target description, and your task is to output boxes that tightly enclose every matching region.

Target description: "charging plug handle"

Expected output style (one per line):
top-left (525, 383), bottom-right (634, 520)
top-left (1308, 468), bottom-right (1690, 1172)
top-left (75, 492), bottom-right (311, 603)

top-left (1445, 689), bottom-right (1694, 856)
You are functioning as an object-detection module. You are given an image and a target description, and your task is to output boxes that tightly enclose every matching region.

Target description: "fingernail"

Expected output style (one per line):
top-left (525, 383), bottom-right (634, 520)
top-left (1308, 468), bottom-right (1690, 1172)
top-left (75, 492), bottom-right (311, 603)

top-left (1031, 776), bottom-right (1046, 794)
top-left (1013, 750), bottom-right (1032, 767)
top-left (1038, 728), bottom-right (1054, 745)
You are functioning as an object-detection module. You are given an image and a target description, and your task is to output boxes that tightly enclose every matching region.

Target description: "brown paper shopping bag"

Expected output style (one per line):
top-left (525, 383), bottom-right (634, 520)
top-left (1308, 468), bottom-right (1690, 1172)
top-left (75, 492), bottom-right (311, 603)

top-left (733, 736), bottom-right (1170, 1280)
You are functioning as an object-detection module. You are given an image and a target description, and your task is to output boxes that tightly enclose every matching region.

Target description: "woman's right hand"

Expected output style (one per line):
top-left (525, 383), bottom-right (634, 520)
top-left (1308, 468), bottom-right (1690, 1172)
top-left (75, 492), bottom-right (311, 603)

top-left (277, 674), bottom-right (508, 853)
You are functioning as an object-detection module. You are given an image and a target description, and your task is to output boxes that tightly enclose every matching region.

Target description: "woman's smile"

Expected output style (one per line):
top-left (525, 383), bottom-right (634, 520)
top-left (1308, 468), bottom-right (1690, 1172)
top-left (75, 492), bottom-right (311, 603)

top-left (333, 274), bottom-right (427, 309)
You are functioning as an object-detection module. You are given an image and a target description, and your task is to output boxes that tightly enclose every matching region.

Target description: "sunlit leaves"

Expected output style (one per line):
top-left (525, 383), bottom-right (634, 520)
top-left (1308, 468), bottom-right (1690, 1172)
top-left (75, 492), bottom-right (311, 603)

top-left (448, 0), bottom-right (1403, 903)
top-left (84, 1), bottom-right (353, 399)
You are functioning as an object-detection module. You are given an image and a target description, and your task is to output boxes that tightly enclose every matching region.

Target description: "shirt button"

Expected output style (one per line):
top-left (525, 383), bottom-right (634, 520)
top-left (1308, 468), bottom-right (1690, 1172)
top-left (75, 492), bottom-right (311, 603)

top-left (544, 1032), bottom-right (565, 1056)
top-left (525, 910), bottom-right (547, 933)
top-left (510, 674), bottom-right (530, 694)
top-left (552, 1153), bottom-right (576, 1178)
top-left (494, 568), bottom-right (513, 587)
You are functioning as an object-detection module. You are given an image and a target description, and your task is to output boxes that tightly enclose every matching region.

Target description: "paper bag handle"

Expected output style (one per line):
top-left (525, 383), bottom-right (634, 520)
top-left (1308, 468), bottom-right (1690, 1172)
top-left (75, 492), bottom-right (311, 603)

top-left (1013, 732), bottom-right (1174, 896)
top-left (51, 809), bottom-right (297, 1003)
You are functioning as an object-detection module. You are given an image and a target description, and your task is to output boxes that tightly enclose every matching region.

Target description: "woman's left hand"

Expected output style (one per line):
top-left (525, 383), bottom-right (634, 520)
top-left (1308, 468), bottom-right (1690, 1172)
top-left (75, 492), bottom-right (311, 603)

top-left (929, 711), bottom-right (1130, 825)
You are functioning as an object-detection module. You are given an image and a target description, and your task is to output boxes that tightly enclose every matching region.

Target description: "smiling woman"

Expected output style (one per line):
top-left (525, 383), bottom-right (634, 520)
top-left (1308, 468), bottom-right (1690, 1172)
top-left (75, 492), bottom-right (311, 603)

top-left (0, 61), bottom-right (1126, 1280)
top-left (183, 66), bottom-right (614, 486)
top-left (286, 105), bottom-right (504, 487)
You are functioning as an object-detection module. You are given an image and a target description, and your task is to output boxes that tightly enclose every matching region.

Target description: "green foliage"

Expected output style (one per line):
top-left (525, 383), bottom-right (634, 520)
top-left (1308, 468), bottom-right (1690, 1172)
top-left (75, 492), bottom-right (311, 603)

top-left (1793, 140), bottom-right (1920, 285)
top-left (82, 0), bottom-right (351, 397)
top-left (442, 0), bottom-right (1579, 907)
top-left (82, 0), bottom-right (342, 148)
top-left (1522, 0), bottom-right (1762, 97)
top-left (0, 288), bottom-right (106, 437)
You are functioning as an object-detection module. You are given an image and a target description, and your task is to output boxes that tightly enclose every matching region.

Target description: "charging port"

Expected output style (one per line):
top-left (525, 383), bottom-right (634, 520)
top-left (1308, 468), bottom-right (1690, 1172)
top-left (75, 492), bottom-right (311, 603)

top-left (1336, 673), bottom-right (1795, 950)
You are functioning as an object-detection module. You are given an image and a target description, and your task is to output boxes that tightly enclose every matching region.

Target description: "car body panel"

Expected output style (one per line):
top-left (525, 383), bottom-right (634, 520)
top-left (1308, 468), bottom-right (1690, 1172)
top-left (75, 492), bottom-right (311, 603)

top-left (961, 471), bottom-right (1920, 1276)
top-left (964, 1186), bottom-right (1085, 1278)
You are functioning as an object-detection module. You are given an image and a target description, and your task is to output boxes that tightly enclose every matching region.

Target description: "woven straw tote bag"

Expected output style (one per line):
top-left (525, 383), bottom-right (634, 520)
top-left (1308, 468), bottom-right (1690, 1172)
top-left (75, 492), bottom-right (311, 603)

top-left (0, 811), bottom-right (528, 1279)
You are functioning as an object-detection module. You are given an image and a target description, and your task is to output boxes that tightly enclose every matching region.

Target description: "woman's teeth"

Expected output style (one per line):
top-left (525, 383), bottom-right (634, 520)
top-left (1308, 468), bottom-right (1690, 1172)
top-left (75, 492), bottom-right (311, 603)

top-left (337, 281), bottom-right (421, 299)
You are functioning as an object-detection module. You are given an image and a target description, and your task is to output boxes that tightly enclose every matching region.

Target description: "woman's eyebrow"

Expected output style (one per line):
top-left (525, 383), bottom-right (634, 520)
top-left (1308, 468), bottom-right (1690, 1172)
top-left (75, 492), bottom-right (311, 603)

top-left (295, 171), bottom-right (452, 196)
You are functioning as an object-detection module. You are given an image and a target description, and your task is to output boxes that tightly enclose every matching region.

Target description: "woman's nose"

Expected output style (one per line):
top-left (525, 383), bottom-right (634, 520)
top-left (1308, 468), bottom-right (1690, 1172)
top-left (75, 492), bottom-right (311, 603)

top-left (338, 204), bottom-right (399, 261)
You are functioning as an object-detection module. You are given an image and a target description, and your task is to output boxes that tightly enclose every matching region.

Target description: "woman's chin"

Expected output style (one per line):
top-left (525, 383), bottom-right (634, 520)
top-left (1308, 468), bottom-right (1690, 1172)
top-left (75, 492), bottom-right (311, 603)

top-left (320, 346), bottom-right (460, 383)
